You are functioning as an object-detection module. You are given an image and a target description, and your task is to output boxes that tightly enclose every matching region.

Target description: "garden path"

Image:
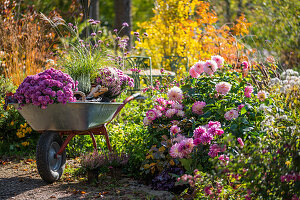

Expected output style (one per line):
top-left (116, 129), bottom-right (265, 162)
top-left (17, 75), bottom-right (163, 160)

top-left (0, 158), bottom-right (173, 200)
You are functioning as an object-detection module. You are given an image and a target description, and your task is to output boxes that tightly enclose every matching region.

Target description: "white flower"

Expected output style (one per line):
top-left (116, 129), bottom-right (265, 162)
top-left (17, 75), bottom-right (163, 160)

top-left (167, 86), bottom-right (183, 102)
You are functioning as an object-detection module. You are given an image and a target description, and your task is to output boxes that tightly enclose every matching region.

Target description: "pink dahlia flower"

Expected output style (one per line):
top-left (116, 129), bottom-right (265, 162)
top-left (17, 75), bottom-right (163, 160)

top-left (237, 137), bottom-right (244, 147)
top-left (177, 138), bottom-right (195, 157)
top-left (143, 117), bottom-right (152, 126)
top-left (207, 121), bottom-right (221, 129)
top-left (200, 132), bottom-right (214, 144)
top-left (172, 103), bottom-right (183, 110)
top-left (170, 125), bottom-right (181, 135)
top-left (193, 126), bottom-right (207, 138)
top-left (189, 66), bottom-right (199, 78)
top-left (146, 109), bottom-right (157, 120)
top-left (167, 86), bottom-right (183, 102)
top-left (257, 90), bottom-right (268, 101)
top-left (238, 104), bottom-right (245, 111)
top-left (242, 61), bottom-right (249, 70)
top-left (224, 109), bottom-right (239, 120)
top-left (215, 82), bottom-right (232, 95)
top-left (194, 61), bottom-right (205, 74)
top-left (165, 108), bottom-right (178, 118)
top-left (169, 143), bottom-right (183, 158)
top-left (211, 55), bottom-right (225, 68)
top-left (192, 101), bottom-right (206, 115)
top-left (177, 110), bottom-right (185, 117)
top-left (203, 60), bottom-right (218, 75)
top-left (244, 85), bottom-right (254, 98)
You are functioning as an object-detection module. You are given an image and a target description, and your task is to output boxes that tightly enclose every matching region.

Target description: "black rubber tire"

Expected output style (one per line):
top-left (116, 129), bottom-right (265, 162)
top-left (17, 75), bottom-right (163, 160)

top-left (36, 131), bottom-right (66, 183)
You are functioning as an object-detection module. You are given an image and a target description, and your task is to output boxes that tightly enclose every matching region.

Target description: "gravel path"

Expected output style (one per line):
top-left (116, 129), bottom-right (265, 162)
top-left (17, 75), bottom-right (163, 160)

top-left (0, 158), bottom-right (174, 200)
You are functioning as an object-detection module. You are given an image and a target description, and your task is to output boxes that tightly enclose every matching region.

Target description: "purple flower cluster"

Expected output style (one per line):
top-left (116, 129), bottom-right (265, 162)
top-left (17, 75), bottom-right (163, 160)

top-left (95, 67), bottom-right (134, 99)
top-left (143, 98), bottom-right (185, 126)
top-left (14, 68), bottom-right (78, 109)
top-left (280, 172), bottom-right (300, 183)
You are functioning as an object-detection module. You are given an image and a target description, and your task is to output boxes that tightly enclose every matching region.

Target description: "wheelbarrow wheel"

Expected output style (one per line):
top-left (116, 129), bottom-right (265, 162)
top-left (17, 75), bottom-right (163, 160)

top-left (36, 131), bottom-right (66, 183)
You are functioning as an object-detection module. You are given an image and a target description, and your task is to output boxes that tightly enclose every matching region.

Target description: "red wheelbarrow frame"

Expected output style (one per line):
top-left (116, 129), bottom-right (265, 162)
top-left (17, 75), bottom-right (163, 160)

top-left (36, 93), bottom-right (140, 157)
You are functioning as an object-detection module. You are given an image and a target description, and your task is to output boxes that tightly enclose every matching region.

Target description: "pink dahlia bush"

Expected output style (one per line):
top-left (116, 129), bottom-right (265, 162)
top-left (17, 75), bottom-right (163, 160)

top-left (143, 97), bottom-right (185, 126)
top-left (14, 68), bottom-right (78, 109)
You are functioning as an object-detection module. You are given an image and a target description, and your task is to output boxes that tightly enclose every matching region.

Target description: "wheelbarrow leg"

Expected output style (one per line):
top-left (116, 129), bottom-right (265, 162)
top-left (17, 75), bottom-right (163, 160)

top-left (100, 126), bottom-right (112, 152)
top-left (56, 132), bottom-right (76, 156)
top-left (89, 132), bottom-right (98, 152)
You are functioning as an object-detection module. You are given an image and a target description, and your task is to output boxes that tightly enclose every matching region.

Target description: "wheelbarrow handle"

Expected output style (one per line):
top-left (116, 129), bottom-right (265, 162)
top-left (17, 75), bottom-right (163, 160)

top-left (106, 93), bottom-right (141, 125)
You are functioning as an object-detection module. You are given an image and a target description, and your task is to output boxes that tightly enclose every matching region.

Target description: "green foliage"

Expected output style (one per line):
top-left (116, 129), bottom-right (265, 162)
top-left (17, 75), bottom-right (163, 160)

top-left (0, 77), bottom-right (39, 156)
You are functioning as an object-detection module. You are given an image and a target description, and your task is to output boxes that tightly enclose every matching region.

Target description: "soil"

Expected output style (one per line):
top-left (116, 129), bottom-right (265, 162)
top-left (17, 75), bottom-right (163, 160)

top-left (0, 158), bottom-right (174, 200)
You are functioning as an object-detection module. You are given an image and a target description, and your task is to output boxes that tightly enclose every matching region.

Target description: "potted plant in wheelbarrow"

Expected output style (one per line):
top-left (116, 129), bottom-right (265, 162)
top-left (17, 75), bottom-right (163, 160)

top-left (3, 19), bottom-right (140, 183)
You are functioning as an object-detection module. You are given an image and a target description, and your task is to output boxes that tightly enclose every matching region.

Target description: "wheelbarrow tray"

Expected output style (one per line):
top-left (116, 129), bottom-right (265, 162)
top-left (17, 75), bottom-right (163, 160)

top-left (12, 102), bottom-right (122, 131)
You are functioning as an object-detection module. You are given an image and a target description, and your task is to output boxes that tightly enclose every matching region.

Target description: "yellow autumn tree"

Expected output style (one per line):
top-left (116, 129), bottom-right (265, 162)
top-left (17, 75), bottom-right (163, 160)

top-left (136, 0), bottom-right (251, 71)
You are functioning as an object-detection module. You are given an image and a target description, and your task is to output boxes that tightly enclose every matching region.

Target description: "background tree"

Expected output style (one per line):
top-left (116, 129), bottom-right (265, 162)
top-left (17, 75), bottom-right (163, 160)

top-left (114, 0), bottom-right (132, 49)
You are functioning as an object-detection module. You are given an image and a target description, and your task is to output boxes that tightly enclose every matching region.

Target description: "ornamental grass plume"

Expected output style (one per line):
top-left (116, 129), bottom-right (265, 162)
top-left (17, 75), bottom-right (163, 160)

top-left (215, 82), bottom-right (232, 95)
top-left (167, 86), bottom-right (183, 102)
top-left (224, 109), bottom-right (239, 120)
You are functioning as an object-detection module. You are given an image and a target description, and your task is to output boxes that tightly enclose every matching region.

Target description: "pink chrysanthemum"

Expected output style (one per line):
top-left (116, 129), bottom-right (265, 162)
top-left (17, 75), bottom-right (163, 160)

top-left (146, 109), bottom-right (157, 120)
top-left (165, 108), bottom-right (178, 118)
top-left (193, 126), bottom-right (207, 138)
top-left (257, 90), bottom-right (268, 101)
top-left (203, 60), bottom-right (218, 75)
top-left (143, 117), bottom-right (152, 126)
top-left (167, 86), bottom-right (183, 102)
top-left (215, 82), bottom-right (232, 95)
top-left (170, 125), bottom-right (181, 135)
top-left (194, 61), bottom-right (205, 74)
top-left (224, 109), bottom-right (239, 120)
top-left (192, 101), bottom-right (206, 115)
top-left (244, 85), bottom-right (253, 98)
top-left (211, 55), bottom-right (225, 68)
top-left (189, 66), bottom-right (199, 78)
top-left (237, 137), bottom-right (244, 147)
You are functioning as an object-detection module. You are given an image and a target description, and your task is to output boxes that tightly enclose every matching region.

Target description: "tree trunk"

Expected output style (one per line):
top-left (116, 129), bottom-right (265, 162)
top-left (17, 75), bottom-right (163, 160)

top-left (81, 0), bottom-right (99, 38)
top-left (224, 0), bottom-right (231, 22)
top-left (237, 0), bottom-right (243, 18)
top-left (114, 0), bottom-right (132, 50)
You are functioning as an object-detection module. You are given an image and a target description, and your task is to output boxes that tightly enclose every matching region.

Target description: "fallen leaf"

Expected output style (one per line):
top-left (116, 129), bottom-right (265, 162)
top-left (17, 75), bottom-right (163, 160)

top-left (50, 195), bottom-right (56, 198)
top-left (80, 191), bottom-right (86, 194)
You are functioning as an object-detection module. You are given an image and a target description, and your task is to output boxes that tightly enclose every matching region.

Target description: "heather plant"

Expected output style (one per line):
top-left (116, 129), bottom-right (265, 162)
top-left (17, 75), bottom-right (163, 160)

top-left (95, 67), bottom-right (134, 100)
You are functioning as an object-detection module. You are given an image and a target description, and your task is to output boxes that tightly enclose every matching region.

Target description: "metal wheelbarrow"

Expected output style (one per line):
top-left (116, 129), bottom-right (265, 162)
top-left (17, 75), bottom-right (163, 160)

top-left (4, 93), bottom-right (141, 183)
